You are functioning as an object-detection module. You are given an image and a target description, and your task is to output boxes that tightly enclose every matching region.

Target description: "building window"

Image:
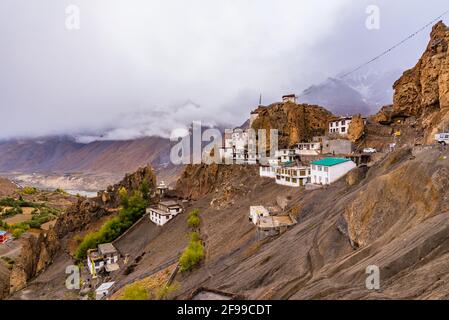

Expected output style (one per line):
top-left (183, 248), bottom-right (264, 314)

top-left (324, 167), bottom-right (328, 172)
top-left (341, 127), bottom-right (346, 133)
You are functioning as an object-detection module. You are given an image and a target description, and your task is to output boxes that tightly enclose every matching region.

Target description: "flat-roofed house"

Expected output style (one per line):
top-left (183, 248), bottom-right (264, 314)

top-left (147, 200), bottom-right (183, 226)
top-left (310, 158), bottom-right (356, 185)
top-left (87, 243), bottom-right (120, 276)
top-left (275, 149), bottom-right (296, 163)
top-left (95, 282), bottom-right (115, 300)
top-left (275, 166), bottom-right (310, 187)
top-left (329, 117), bottom-right (352, 136)
top-left (296, 142), bottom-right (321, 156)
top-left (249, 206), bottom-right (270, 225)
top-left (282, 94), bottom-right (297, 104)
top-left (259, 157), bottom-right (281, 178)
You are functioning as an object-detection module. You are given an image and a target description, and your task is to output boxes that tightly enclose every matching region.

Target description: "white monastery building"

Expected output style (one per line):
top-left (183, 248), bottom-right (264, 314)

top-left (329, 117), bottom-right (352, 136)
top-left (147, 200), bottom-right (183, 226)
top-left (275, 166), bottom-right (310, 187)
top-left (310, 158), bottom-right (356, 185)
top-left (282, 94), bottom-right (297, 104)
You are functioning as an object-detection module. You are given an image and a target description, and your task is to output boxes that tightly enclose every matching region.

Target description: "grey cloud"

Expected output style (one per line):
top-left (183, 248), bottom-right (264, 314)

top-left (0, 0), bottom-right (448, 140)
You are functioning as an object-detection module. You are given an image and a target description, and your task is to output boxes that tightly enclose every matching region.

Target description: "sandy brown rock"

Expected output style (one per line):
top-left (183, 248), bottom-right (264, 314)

top-left (251, 102), bottom-right (333, 148)
top-left (347, 115), bottom-right (365, 142)
top-left (383, 21), bottom-right (449, 143)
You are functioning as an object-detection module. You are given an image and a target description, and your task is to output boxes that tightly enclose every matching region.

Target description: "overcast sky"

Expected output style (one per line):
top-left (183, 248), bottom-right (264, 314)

top-left (0, 0), bottom-right (448, 141)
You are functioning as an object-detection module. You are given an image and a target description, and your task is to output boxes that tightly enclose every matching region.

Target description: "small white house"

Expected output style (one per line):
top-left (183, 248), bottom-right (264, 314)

top-left (95, 281), bottom-right (115, 300)
top-left (275, 166), bottom-right (310, 187)
top-left (249, 206), bottom-right (270, 225)
top-left (147, 200), bottom-right (183, 226)
top-left (310, 158), bottom-right (356, 185)
top-left (296, 142), bottom-right (321, 156)
top-left (259, 165), bottom-right (277, 178)
top-left (259, 157), bottom-right (280, 178)
top-left (87, 243), bottom-right (119, 276)
top-left (282, 94), bottom-right (297, 104)
top-left (275, 149), bottom-right (296, 163)
top-left (329, 117), bottom-right (352, 136)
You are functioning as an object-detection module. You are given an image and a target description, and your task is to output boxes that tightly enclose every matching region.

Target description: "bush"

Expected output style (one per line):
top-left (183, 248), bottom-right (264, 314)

top-left (75, 188), bottom-right (147, 260)
top-left (121, 283), bottom-right (148, 300)
top-left (187, 215), bottom-right (200, 228)
top-left (22, 187), bottom-right (38, 195)
top-left (179, 233), bottom-right (204, 273)
top-left (187, 209), bottom-right (200, 228)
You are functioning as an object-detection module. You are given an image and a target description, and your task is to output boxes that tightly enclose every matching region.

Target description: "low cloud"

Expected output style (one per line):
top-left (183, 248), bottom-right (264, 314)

top-left (0, 0), bottom-right (448, 140)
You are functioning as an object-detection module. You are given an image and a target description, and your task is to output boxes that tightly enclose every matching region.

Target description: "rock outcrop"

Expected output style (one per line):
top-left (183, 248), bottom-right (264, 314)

top-left (347, 115), bottom-right (365, 142)
top-left (251, 102), bottom-right (333, 148)
top-left (175, 164), bottom-right (260, 204)
top-left (99, 165), bottom-right (157, 207)
top-left (375, 21), bottom-right (449, 143)
top-left (344, 147), bottom-right (449, 247)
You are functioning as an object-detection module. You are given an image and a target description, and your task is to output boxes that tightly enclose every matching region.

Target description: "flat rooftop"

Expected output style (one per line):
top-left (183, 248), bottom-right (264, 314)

top-left (98, 243), bottom-right (117, 255)
top-left (257, 216), bottom-right (294, 229)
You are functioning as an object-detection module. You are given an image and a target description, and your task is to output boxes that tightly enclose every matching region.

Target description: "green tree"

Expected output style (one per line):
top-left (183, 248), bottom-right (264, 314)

top-left (119, 187), bottom-right (129, 209)
top-left (179, 232), bottom-right (204, 273)
top-left (140, 180), bottom-right (150, 201)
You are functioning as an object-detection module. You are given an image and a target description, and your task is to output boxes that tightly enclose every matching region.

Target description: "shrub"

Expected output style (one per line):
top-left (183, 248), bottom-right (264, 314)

top-left (22, 187), bottom-right (38, 195)
top-left (11, 226), bottom-right (29, 238)
top-left (187, 209), bottom-right (200, 228)
top-left (119, 187), bottom-right (129, 209)
top-left (140, 179), bottom-right (150, 201)
top-left (121, 283), bottom-right (148, 300)
top-left (187, 214), bottom-right (200, 228)
top-left (75, 188), bottom-right (147, 260)
top-left (179, 234), bottom-right (204, 273)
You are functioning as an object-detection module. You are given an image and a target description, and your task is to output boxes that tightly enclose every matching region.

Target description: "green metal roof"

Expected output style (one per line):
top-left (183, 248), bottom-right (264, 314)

top-left (311, 158), bottom-right (350, 167)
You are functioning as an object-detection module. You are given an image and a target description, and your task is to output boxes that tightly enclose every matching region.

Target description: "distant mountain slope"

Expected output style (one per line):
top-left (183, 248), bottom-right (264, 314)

top-left (0, 177), bottom-right (18, 197)
top-left (299, 69), bottom-right (402, 116)
top-left (0, 136), bottom-right (172, 175)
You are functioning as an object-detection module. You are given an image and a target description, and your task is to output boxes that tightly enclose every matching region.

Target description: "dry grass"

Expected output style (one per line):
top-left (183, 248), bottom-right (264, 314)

top-left (111, 264), bottom-right (177, 300)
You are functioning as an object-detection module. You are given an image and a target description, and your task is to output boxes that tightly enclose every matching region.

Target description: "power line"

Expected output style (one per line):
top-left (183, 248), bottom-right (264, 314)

top-left (339, 9), bottom-right (449, 79)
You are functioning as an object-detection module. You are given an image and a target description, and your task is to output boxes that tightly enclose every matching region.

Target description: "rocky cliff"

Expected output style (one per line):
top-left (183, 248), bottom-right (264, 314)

top-left (175, 164), bottom-right (261, 205)
top-left (251, 102), bottom-right (333, 148)
top-left (376, 21), bottom-right (449, 143)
